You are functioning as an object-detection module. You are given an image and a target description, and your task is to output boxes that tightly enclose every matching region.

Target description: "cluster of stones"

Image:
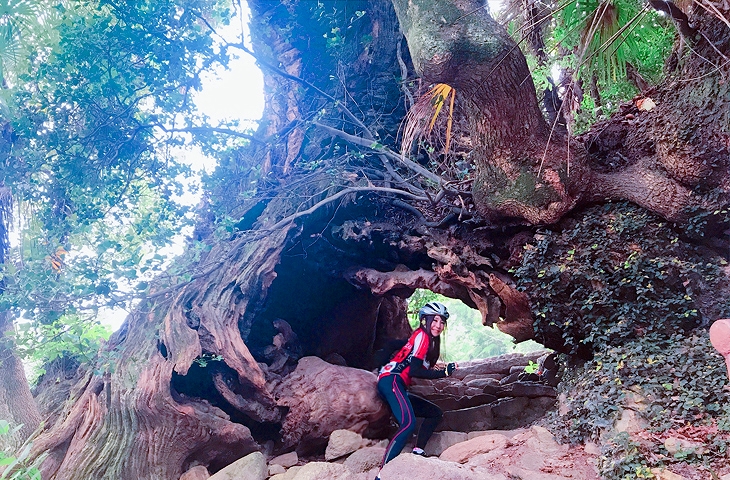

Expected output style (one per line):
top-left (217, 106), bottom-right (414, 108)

top-left (183, 426), bottom-right (601, 480)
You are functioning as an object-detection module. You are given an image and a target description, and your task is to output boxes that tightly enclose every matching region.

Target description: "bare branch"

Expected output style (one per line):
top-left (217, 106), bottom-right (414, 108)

top-left (158, 126), bottom-right (266, 145)
top-left (265, 186), bottom-right (429, 232)
top-left (226, 42), bottom-right (377, 141)
top-left (312, 122), bottom-right (442, 184)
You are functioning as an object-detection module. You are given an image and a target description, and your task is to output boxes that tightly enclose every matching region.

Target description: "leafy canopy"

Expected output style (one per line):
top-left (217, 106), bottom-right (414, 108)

top-left (0, 0), bottom-right (237, 367)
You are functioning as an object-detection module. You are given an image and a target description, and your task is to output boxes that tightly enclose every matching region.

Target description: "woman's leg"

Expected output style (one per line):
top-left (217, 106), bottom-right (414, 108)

top-left (377, 375), bottom-right (416, 466)
top-left (408, 393), bottom-right (443, 450)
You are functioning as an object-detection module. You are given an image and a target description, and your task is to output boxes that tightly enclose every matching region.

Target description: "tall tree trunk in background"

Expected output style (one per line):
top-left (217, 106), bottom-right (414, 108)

top-left (0, 316), bottom-right (41, 451)
top-left (0, 185), bottom-right (41, 451)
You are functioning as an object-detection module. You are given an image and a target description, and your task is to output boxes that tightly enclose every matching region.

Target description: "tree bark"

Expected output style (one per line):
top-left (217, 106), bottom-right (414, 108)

top-left (29, 226), bottom-right (293, 479)
top-left (0, 315), bottom-right (41, 452)
top-left (0, 184), bottom-right (41, 452)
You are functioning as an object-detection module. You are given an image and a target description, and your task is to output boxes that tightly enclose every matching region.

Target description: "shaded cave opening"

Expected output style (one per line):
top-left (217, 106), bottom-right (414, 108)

top-left (244, 200), bottom-right (431, 370)
top-left (242, 197), bottom-right (549, 374)
top-left (170, 360), bottom-right (283, 440)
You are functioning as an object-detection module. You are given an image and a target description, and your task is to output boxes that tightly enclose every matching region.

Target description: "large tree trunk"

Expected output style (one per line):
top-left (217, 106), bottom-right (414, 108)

top-left (391, 0), bottom-right (588, 224)
top-left (391, 0), bottom-right (729, 224)
top-left (29, 226), bottom-right (292, 479)
top-left (0, 185), bottom-right (41, 452)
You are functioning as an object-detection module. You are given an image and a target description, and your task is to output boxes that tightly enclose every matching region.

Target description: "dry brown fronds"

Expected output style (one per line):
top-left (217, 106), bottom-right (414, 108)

top-left (401, 83), bottom-right (456, 159)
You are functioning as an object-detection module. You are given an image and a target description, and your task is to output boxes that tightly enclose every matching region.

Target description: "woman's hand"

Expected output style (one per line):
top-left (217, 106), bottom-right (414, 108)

top-left (445, 362), bottom-right (457, 376)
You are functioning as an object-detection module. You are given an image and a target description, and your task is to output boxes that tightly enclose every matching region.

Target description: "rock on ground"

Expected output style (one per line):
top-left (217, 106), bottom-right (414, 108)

top-left (287, 461), bottom-right (351, 480)
top-left (269, 451), bottom-right (298, 468)
top-left (325, 429), bottom-right (363, 460)
top-left (440, 432), bottom-right (510, 463)
top-left (208, 452), bottom-right (267, 480)
top-left (424, 431), bottom-right (468, 457)
top-left (379, 453), bottom-right (501, 480)
top-left (179, 465), bottom-right (209, 480)
top-left (273, 356), bottom-right (389, 451)
top-left (343, 446), bottom-right (385, 473)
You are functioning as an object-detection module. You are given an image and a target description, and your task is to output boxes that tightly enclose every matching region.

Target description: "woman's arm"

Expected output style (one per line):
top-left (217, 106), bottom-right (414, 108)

top-left (409, 357), bottom-right (447, 379)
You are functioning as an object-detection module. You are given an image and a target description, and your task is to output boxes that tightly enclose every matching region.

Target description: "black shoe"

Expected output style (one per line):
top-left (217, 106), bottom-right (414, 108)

top-left (412, 447), bottom-right (426, 456)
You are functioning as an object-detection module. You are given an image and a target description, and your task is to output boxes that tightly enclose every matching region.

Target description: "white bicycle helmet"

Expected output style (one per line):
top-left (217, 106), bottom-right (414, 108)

top-left (418, 302), bottom-right (449, 321)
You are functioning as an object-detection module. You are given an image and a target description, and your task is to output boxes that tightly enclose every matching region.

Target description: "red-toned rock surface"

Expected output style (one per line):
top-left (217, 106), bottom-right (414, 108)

top-left (272, 357), bottom-right (389, 451)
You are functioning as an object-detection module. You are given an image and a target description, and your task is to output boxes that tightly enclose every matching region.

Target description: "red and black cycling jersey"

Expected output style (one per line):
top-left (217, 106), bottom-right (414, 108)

top-left (378, 328), bottom-right (446, 386)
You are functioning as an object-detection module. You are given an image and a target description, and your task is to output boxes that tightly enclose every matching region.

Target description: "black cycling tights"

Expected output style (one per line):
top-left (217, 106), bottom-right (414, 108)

top-left (377, 374), bottom-right (443, 467)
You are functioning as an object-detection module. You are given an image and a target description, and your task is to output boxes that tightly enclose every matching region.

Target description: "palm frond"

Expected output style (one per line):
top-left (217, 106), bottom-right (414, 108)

top-left (401, 83), bottom-right (457, 159)
top-left (568, 0), bottom-right (644, 83)
top-left (0, 0), bottom-right (40, 33)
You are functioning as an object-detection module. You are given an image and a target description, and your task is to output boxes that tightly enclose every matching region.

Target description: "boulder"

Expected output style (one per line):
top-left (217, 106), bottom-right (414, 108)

top-left (519, 426), bottom-right (569, 456)
top-left (268, 464), bottom-right (287, 476)
top-left (614, 408), bottom-right (647, 435)
top-left (325, 429), bottom-right (363, 460)
top-left (426, 393), bottom-right (498, 411)
top-left (462, 374), bottom-right (503, 383)
top-left (453, 352), bottom-right (550, 379)
top-left (499, 372), bottom-right (522, 384)
top-left (491, 396), bottom-right (529, 419)
top-left (464, 426), bottom-right (599, 479)
top-left (270, 465), bottom-right (301, 480)
top-left (288, 461), bottom-right (351, 480)
top-left (440, 433), bottom-right (510, 463)
top-left (664, 437), bottom-right (705, 456)
top-left (180, 466), bottom-right (209, 480)
top-left (269, 451), bottom-right (298, 468)
top-left (379, 452), bottom-right (501, 480)
top-left (424, 431), bottom-right (468, 457)
top-left (273, 356), bottom-right (389, 451)
top-left (493, 396), bottom-right (555, 429)
top-left (468, 428), bottom-right (527, 440)
top-left (464, 377), bottom-right (500, 390)
top-left (343, 446), bottom-right (385, 473)
top-left (438, 404), bottom-right (494, 432)
top-left (497, 382), bottom-right (557, 398)
top-left (208, 452), bottom-right (267, 480)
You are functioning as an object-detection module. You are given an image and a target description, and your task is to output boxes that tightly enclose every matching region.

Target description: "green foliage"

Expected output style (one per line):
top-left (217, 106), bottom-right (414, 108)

top-left (512, 0), bottom-right (675, 130)
top-left (406, 288), bottom-right (440, 328)
top-left (513, 202), bottom-right (725, 354)
top-left (0, 0), bottom-right (235, 365)
top-left (0, 421), bottom-right (42, 480)
top-left (597, 432), bottom-right (654, 480)
top-left (12, 314), bottom-right (111, 381)
top-left (193, 353), bottom-right (223, 367)
top-left (550, 333), bottom-right (730, 476)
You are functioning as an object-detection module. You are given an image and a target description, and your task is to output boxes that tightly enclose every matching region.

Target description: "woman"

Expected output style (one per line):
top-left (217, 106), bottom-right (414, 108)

top-left (375, 302), bottom-right (457, 478)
